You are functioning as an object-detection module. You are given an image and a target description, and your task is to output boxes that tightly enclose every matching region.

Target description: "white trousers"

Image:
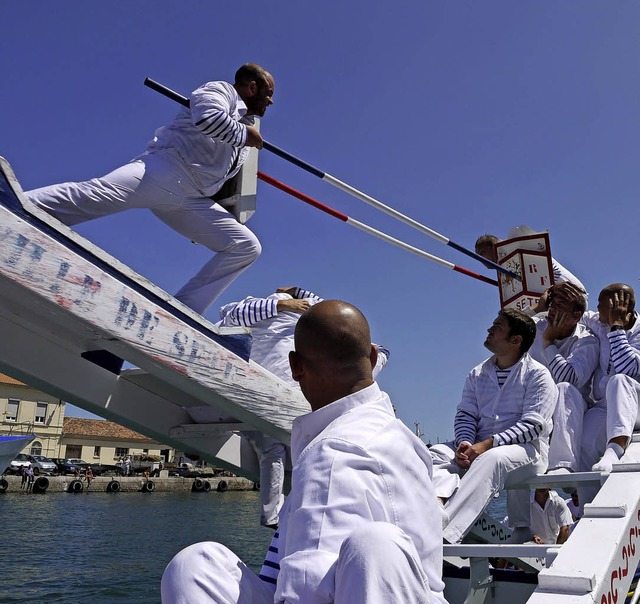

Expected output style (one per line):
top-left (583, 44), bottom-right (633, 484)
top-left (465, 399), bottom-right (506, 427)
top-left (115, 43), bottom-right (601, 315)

top-left (27, 151), bottom-right (261, 314)
top-left (246, 431), bottom-right (286, 527)
top-left (160, 523), bottom-right (434, 604)
top-left (548, 383), bottom-right (588, 472)
top-left (579, 376), bottom-right (640, 507)
top-left (581, 375), bottom-right (640, 468)
top-left (432, 442), bottom-right (544, 543)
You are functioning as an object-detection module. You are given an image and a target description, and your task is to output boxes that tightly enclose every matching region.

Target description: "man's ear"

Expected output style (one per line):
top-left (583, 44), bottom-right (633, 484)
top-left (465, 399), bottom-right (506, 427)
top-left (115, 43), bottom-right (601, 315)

top-left (510, 334), bottom-right (523, 349)
top-left (289, 350), bottom-right (303, 382)
top-left (369, 345), bottom-right (378, 370)
top-left (247, 80), bottom-right (258, 96)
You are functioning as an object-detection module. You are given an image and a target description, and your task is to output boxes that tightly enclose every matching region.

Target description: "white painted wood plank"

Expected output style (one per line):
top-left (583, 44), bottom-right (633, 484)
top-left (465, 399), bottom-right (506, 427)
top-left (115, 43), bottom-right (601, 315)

top-left (0, 157), bottom-right (310, 446)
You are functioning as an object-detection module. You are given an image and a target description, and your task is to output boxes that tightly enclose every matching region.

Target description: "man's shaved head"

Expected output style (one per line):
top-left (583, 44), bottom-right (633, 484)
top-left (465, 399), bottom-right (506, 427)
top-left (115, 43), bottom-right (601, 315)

top-left (290, 300), bottom-right (376, 410)
top-left (295, 300), bottom-right (371, 366)
top-left (600, 283), bottom-right (636, 312)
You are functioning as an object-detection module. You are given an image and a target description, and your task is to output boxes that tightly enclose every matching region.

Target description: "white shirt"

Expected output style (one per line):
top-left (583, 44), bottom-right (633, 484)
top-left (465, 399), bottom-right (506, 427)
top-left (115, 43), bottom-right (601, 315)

top-left (552, 258), bottom-right (585, 293)
top-left (529, 318), bottom-right (599, 400)
top-left (274, 383), bottom-right (446, 604)
top-left (530, 490), bottom-right (573, 544)
top-left (219, 289), bottom-right (389, 385)
top-left (581, 311), bottom-right (640, 402)
top-left (147, 81), bottom-right (254, 196)
top-left (455, 354), bottom-right (558, 450)
top-left (219, 289), bottom-right (322, 385)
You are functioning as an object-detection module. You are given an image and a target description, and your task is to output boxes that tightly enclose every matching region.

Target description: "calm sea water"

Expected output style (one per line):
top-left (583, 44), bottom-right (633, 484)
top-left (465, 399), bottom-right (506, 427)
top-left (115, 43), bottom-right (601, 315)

top-left (0, 489), bottom-right (511, 603)
top-left (0, 491), bottom-right (274, 603)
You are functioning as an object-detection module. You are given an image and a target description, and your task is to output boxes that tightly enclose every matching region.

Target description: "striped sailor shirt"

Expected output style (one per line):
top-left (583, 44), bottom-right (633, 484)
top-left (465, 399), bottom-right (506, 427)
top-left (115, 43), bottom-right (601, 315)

top-left (258, 528), bottom-right (283, 590)
top-left (218, 288), bottom-right (323, 385)
top-left (454, 353), bottom-right (557, 450)
top-left (529, 318), bottom-right (599, 401)
top-left (218, 289), bottom-right (389, 386)
top-left (147, 80), bottom-right (255, 197)
top-left (581, 311), bottom-right (640, 401)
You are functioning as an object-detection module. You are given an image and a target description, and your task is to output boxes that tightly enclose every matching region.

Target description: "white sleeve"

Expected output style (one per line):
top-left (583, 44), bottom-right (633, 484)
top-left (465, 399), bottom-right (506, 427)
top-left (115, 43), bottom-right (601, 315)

top-left (219, 297), bottom-right (278, 327)
top-left (276, 440), bottom-right (390, 603)
top-left (190, 81), bottom-right (248, 147)
top-left (552, 258), bottom-right (586, 293)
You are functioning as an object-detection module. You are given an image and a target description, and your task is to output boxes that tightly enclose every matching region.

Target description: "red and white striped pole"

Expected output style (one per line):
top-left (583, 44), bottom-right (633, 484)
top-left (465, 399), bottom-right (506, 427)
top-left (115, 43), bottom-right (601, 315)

top-left (143, 77), bottom-right (516, 282)
top-left (257, 172), bottom-right (498, 287)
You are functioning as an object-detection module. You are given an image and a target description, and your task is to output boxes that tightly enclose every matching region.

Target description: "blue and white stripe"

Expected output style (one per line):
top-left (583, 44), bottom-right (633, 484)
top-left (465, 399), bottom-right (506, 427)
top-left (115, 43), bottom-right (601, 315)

top-left (258, 530), bottom-right (280, 589)
top-left (495, 368), bottom-right (511, 388)
top-left (608, 330), bottom-right (640, 377)
top-left (494, 418), bottom-right (544, 447)
top-left (548, 353), bottom-right (579, 384)
top-left (195, 109), bottom-right (247, 147)
top-left (454, 409), bottom-right (478, 447)
top-left (228, 298), bottom-right (278, 327)
top-left (294, 287), bottom-right (323, 303)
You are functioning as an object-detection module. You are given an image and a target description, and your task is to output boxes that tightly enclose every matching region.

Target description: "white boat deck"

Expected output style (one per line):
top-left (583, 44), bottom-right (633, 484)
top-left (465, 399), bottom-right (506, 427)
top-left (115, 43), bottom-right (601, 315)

top-left (444, 438), bottom-right (640, 603)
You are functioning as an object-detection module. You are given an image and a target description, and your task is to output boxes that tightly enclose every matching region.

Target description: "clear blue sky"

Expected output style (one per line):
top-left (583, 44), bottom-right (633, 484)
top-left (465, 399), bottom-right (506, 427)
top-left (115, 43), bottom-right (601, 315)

top-left (2, 2), bottom-right (639, 443)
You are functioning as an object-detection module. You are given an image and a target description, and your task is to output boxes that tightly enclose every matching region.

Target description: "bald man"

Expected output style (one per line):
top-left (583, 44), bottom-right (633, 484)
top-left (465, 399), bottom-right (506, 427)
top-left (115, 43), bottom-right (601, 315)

top-left (161, 300), bottom-right (447, 604)
top-left (28, 63), bottom-right (274, 315)
top-left (576, 284), bottom-right (640, 474)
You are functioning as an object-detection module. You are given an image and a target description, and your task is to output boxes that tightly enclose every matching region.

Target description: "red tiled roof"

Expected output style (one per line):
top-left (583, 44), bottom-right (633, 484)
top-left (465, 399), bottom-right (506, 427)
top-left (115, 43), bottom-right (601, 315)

top-left (63, 417), bottom-right (159, 443)
top-left (0, 373), bottom-right (26, 386)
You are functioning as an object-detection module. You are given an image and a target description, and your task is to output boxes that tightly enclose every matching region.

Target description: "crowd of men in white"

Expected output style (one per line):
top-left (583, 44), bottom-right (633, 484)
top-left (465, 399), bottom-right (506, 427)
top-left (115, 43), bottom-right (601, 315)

top-left (432, 277), bottom-right (640, 547)
top-left (159, 275), bottom-right (639, 603)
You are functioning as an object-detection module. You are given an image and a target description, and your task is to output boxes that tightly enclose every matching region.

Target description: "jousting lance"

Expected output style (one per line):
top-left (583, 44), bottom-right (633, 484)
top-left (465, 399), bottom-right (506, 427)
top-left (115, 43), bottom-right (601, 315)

top-left (143, 77), bottom-right (518, 282)
top-left (257, 171), bottom-right (498, 287)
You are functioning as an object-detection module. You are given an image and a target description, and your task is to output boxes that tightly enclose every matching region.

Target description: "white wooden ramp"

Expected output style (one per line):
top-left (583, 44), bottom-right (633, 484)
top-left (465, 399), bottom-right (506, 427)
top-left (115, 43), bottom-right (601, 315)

top-left (0, 156), bottom-right (310, 480)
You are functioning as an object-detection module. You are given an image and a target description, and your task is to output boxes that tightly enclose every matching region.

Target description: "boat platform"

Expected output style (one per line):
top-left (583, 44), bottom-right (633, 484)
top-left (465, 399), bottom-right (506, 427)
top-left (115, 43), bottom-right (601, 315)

top-left (0, 156), bottom-right (310, 481)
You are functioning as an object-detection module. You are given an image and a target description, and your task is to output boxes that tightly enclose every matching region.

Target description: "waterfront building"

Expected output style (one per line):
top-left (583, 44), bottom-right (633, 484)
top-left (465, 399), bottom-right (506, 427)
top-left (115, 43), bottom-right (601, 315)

top-left (0, 373), bottom-right (174, 464)
top-left (0, 373), bottom-right (65, 457)
top-left (62, 417), bottom-right (172, 465)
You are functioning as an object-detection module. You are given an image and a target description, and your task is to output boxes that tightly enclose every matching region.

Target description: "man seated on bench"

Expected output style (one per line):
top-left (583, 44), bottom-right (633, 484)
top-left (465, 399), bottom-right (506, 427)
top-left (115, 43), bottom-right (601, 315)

top-left (554, 283), bottom-right (640, 475)
top-left (430, 308), bottom-right (557, 544)
top-left (527, 283), bottom-right (599, 474)
top-left (162, 301), bottom-right (446, 603)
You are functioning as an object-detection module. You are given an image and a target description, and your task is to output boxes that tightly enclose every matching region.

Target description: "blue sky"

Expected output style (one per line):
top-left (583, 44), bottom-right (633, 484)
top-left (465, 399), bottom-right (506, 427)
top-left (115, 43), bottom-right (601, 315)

top-left (2, 2), bottom-right (639, 443)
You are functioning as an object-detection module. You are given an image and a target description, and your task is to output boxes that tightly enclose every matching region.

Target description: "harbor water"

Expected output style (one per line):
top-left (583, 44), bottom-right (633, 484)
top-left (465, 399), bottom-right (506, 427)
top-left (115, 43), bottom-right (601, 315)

top-left (0, 491), bottom-right (274, 603)
top-left (1, 489), bottom-right (511, 603)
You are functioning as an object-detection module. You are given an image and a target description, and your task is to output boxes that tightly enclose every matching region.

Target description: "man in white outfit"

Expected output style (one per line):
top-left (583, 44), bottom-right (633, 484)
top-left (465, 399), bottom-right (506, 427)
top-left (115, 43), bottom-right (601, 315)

top-left (430, 308), bottom-right (557, 544)
top-left (527, 284), bottom-right (599, 472)
top-left (27, 63), bottom-right (274, 315)
top-left (217, 286), bottom-right (322, 529)
top-left (529, 488), bottom-right (572, 545)
top-left (572, 284), bottom-right (640, 473)
top-left (192, 287), bottom-right (389, 529)
top-left (161, 300), bottom-right (447, 603)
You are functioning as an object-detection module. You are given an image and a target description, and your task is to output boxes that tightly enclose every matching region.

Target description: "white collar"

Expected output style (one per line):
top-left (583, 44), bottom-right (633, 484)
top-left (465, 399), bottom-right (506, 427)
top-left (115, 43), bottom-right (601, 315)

top-left (291, 382), bottom-right (390, 461)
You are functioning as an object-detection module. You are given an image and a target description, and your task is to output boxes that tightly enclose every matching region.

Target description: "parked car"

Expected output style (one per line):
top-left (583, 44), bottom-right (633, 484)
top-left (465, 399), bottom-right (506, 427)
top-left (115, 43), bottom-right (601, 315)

top-left (51, 457), bottom-right (86, 475)
top-left (51, 457), bottom-right (121, 477)
top-left (25, 455), bottom-right (57, 475)
top-left (9, 453), bottom-right (32, 473)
